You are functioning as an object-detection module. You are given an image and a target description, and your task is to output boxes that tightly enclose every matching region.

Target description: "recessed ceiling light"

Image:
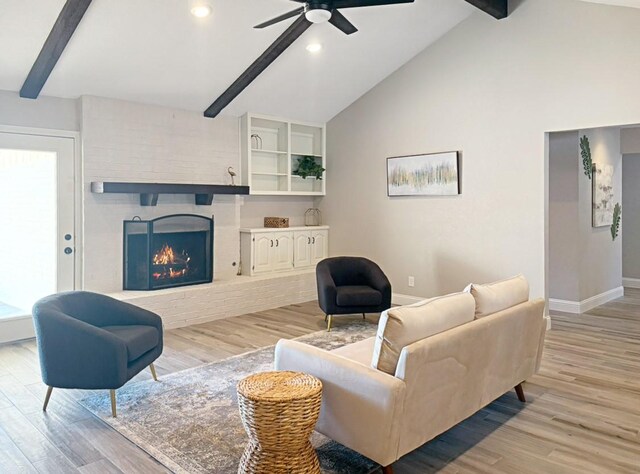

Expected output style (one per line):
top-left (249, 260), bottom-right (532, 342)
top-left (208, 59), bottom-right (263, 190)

top-left (190, 1), bottom-right (212, 18)
top-left (306, 43), bottom-right (323, 53)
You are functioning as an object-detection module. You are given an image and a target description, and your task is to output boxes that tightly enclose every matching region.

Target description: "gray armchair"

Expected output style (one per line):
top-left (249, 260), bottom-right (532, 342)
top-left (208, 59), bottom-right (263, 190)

top-left (316, 256), bottom-right (392, 331)
top-left (32, 291), bottom-right (163, 417)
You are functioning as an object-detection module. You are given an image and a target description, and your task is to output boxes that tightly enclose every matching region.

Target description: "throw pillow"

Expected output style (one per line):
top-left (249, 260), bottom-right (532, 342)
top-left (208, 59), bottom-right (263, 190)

top-left (371, 292), bottom-right (475, 376)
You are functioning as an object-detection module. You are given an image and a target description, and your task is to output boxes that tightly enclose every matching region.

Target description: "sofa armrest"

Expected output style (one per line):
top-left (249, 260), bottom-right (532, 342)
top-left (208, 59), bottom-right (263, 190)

top-left (535, 314), bottom-right (550, 373)
top-left (274, 339), bottom-right (406, 467)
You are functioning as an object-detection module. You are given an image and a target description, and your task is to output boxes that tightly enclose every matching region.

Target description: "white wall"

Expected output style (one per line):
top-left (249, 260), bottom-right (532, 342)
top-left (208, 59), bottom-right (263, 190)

top-left (622, 154), bottom-right (640, 279)
top-left (549, 131), bottom-right (580, 301)
top-left (321, 0), bottom-right (640, 299)
top-left (81, 96), bottom-right (314, 293)
top-left (0, 90), bottom-right (79, 131)
top-left (577, 128), bottom-right (622, 300)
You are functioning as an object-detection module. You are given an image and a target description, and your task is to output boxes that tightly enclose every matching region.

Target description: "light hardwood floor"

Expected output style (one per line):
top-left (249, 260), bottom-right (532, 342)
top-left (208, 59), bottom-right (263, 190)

top-left (0, 292), bottom-right (639, 473)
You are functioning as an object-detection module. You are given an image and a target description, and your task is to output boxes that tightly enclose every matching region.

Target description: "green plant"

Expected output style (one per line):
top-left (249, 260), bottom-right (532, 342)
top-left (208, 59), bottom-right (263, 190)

top-left (580, 135), bottom-right (592, 179)
top-left (611, 202), bottom-right (621, 241)
top-left (294, 156), bottom-right (325, 180)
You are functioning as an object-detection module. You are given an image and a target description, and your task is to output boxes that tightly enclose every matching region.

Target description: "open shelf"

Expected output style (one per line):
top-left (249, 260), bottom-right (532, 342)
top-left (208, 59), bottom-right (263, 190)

top-left (241, 113), bottom-right (325, 196)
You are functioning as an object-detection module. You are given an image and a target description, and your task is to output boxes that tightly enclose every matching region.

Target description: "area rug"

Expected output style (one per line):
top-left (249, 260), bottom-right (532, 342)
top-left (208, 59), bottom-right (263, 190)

top-left (79, 321), bottom-right (380, 474)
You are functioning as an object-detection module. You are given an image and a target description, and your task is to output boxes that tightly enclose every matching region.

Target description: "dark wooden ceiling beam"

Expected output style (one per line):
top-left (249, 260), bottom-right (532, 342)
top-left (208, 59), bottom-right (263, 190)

top-left (204, 15), bottom-right (312, 118)
top-left (20, 0), bottom-right (93, 99)
top-left (464, 0), bottom-right (508, 19)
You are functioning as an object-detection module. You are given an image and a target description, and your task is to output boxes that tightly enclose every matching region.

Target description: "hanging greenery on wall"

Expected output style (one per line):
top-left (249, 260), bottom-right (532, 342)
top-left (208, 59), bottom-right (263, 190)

top-left (611, 202), bottom-right (621, 241)
top-left (580, 135), bottom-right (592, 179)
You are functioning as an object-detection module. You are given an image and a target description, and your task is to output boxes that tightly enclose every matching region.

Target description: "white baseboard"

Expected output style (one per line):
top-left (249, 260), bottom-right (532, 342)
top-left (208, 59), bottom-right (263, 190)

top-left (622, 277), bottom-right (640, 289)
top-left (549, 286), bottom-right (624, 314)
top-left (0, 315), bottom-right (35, 344)
top-left (392, 293), bottom-right (425, 306)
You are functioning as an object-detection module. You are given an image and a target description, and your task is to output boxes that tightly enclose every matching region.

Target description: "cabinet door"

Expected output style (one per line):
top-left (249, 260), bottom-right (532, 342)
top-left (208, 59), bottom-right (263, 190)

top-left (253, 233), bottom-right (273, 274)
top-left (311, 230), bottom-right (329, 265)
top-left (293, 231), bottom-right (312, 268)
top-left (272, 232), bottom-right (294, 271)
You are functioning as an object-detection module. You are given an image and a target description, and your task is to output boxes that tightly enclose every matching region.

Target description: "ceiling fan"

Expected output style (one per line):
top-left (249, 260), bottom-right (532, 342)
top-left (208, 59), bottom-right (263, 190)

top-left (255, 0), bottom-right (415, 35)
top-left (204, 0), bottom-right (415, 118)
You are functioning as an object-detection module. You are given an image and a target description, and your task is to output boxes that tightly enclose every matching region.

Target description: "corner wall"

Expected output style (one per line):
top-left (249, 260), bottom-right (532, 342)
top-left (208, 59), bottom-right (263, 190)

top-left (322, 0), bottom-right (640, 299)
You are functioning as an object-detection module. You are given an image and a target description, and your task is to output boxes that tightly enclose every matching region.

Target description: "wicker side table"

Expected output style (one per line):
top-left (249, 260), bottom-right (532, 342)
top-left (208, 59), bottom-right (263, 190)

top-left (237, 371), bottom-right (323, 474)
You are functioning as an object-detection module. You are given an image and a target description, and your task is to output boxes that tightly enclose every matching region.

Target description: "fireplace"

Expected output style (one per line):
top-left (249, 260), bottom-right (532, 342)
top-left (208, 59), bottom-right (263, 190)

top-left (123, 214), bottom-right (213, 290)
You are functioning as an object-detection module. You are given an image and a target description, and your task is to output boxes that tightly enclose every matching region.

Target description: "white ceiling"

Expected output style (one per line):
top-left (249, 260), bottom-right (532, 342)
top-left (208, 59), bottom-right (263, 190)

top-left (0, 0), bottom-right (474, 123)
top-left (578, 0), bottom-right (640, 8)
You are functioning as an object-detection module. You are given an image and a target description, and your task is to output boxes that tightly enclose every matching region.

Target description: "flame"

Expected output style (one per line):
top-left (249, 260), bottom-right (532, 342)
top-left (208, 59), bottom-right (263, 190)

top-left (152, 244), bottom-right (191, 280)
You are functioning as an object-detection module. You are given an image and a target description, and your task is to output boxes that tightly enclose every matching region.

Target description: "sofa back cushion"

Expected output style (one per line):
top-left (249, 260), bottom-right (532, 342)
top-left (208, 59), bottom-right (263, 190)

top-left (371, 292), bottom-right (475, 375)
top-left (465, 274), bottom-right (529, 319)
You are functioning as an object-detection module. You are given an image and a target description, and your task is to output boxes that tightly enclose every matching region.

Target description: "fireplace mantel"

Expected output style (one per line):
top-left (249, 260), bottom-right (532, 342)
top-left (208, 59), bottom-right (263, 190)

top-left (91, 181), bottom-right (250, 206)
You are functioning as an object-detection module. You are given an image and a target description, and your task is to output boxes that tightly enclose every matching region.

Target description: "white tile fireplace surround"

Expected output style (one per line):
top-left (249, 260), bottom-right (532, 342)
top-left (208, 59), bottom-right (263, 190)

top-left (81, 96), bottom-right (317, 327)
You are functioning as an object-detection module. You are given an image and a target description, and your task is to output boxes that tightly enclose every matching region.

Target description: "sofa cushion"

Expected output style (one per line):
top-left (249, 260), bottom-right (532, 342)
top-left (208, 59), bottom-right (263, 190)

top-left (102, 325), bottom-right (159, 362)
top-left (371, 292), bottom-right (475, 375)
top-left (336, 286), bottom-right (382, 307)
top-left (331, 337), bottom-right (376, 366)
top-left (465, 274), bottom-right (529, 319)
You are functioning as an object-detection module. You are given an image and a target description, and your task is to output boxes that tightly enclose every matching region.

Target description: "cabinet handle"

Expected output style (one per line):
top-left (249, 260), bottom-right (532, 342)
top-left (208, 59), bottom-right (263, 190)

top-left (276, 239), bottom-right (279, 247)
top-left (308, 237), bottom-right (311, 244)
top-left (312, 237), bottom-right (316, 244)
top-left (270, 240), bottom-right (274, 247)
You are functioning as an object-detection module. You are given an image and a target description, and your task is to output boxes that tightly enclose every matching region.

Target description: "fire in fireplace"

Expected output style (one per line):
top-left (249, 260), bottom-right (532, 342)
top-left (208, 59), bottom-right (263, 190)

top-left (123, 214), bottom-right (213, 290)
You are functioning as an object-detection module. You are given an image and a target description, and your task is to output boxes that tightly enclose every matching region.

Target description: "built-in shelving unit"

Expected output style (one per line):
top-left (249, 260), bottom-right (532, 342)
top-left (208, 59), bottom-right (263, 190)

top-left (240, 113), bottom-right (326, 196)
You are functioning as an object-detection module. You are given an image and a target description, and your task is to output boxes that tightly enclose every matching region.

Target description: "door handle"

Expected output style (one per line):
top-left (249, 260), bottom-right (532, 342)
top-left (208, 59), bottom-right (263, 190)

top-left (276, 239), bottom-right (279, 247)
top-left (308, 237), bottom-right (311, 244)
top-left (64, 234), bottom-right (72, 241)
top-left (270, 240), bottom-right (273, 247)
top-left (64, 247), bottom-right (73, 255)
top-left (312, 237), bottom-right (315, 244)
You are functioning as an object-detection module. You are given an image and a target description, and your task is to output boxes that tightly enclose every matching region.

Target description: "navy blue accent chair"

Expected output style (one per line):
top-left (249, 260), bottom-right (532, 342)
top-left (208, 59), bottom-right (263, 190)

top-left (316, 257), bottom-right (392, 331)
top-left (32, 291), bottom-right (163, 417)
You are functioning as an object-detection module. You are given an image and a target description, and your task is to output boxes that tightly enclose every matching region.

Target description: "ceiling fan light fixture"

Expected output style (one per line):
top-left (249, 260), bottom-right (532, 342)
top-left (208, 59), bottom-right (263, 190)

top-left (305, 6), bottom-right (332, 24)
top-left (190, 0), bottom-right (212, 18)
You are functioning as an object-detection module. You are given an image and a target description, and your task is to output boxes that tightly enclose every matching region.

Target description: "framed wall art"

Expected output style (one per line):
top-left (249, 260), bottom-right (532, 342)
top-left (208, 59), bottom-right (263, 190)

top-left (387, 151), bottom-right (460, 197)
top-left (592, 163), bottom-right (614, 227)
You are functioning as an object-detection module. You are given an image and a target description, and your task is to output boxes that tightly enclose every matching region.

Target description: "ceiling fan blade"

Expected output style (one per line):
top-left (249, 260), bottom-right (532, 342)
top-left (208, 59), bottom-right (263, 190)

top-left (254, 6), bottom-right (305, 28)
top-left (332, 0), bottom-right (414, 8)
top-left (205, 16), bottom-right (312, 118)
top-left (329, 10), bottom-right (358, 35)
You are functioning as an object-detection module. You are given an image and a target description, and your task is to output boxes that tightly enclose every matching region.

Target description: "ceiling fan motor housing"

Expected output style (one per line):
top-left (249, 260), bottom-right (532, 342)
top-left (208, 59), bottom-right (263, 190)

top-left (305, 2), bottom-right (332, 23)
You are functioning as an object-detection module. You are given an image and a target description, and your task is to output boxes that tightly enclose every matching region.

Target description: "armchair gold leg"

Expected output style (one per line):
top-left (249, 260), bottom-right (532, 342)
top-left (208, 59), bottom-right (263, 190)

top-left (149, 363), bottom-right (158, 381)
top-left (43, 386), bottom-right (53, 411)
top-left (110, 389), bottom-right (117, 418)
top-left (327, 314), bottom-right (333, 332)
top-left (362, 312), bottom-right (366, 319)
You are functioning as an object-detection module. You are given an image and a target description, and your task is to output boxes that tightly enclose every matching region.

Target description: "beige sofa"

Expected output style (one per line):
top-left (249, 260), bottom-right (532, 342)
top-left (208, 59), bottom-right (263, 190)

top-left (274, 276), bottom-right (548, 473)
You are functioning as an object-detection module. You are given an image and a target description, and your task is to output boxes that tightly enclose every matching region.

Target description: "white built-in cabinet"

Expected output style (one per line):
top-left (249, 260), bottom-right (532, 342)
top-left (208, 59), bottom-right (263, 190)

top-left (240, 113), bottom-right (326, 195)
top-left (240, 227), bottom-right (329, 276)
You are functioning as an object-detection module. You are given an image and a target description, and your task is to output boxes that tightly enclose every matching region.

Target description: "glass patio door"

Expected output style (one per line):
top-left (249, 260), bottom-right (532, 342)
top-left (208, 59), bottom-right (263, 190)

top-left (0, 131), bottom-right (75, 342)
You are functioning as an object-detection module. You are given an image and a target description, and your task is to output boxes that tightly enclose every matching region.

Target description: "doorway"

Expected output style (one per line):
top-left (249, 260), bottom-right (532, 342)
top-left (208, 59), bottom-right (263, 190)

top-left (0, 131), bottom-right (76, 342)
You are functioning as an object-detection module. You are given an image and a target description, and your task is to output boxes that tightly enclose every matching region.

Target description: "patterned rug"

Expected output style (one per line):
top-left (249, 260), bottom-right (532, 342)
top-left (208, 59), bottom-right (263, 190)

top-left (80, 321), bottom-right (380, 474)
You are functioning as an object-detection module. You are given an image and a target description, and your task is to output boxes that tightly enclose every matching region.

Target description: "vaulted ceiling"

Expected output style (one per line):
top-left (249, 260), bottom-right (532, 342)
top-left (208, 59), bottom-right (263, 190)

top-left (0, 0), bottom-right (474, 122)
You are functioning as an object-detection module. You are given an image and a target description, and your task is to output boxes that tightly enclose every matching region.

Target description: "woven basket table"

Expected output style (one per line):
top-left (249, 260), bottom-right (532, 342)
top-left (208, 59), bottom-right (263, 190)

top-left (237, 371), bottom-right (323, 474)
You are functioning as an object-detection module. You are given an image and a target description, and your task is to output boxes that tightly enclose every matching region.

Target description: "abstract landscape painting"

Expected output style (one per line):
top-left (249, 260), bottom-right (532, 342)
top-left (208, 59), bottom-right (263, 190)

top-left (387, 151), bottom-right (460, 196)
top-left (593, 163), bottom-right (614, 227)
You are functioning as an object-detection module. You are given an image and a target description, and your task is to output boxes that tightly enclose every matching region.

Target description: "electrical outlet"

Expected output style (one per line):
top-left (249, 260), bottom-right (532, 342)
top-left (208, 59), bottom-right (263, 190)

top-left (408, 276), bottom-right (415, 287)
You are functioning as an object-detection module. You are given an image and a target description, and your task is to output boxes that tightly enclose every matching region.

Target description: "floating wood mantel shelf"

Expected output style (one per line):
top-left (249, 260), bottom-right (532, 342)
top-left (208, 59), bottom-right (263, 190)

top-left (90, 182), bottom-right (250, 206)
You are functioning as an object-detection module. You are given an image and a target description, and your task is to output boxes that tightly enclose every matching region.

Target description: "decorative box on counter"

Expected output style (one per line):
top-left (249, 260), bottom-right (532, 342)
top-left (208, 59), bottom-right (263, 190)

top-left (264, 217), bottom-right (289, 228)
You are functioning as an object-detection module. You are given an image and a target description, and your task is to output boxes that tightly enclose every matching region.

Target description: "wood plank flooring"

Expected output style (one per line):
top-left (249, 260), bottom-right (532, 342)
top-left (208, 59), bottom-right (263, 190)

top-left (0, 293), bottom-right (638, 473)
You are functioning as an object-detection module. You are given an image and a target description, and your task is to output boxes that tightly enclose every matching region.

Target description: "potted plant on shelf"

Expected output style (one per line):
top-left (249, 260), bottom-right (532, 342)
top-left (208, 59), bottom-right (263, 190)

top-left (293, 156), bottom-right (325, 180)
